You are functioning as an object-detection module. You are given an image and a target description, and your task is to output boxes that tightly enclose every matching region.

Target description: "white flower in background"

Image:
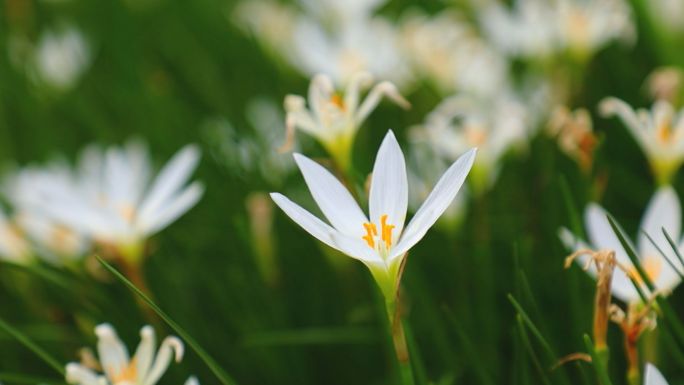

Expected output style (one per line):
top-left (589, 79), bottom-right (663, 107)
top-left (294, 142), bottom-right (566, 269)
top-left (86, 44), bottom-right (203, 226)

top-left (298, 0), bottom-right (387, 25)
top-left (292, 18), bottom-right (410, 87)
top-left (33, 141), bottom-right (204, 264)
top-left (548, 106), bottom-right (597, 172)
top-left (34, 25), bottom-right (90, 91)
top-left (232, 1), bottom-right (299, 63)
top-left (3, 164), bottom-right (89, 263)
top-left (479, 0), bottom-right (633, 61)
top-left (400, 10), bottom-right (507, 97)
top-left (414, 94), bottom-right (529, 193)
top-left (600, 97), bottom-right (684, 185)
top-left (270, 130), bottom-right (475, 299)
top-left (0, 207), bottom-right (32, 264)
top-left (284, 72), bottom-right (409, 171)
top-left (559, 187), bottom-right (683, 304)
top-left (646, 0), bottom-right (684, 34)
top-left (66, 324), bottom-right (184, 385)
top-left (645, 363), bottom-right (670, 385)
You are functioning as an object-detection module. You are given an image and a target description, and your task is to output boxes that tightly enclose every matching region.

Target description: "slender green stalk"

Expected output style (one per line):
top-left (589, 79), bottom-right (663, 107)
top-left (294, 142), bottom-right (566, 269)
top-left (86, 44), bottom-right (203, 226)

top-left (0, 316), bottom-right (65, 376)
top-left (583, 335), bottom-right (613, 385)
top-left (386, 300), bottom-right (415, 385)
top-left (96, 256), bottom-right (239, 385)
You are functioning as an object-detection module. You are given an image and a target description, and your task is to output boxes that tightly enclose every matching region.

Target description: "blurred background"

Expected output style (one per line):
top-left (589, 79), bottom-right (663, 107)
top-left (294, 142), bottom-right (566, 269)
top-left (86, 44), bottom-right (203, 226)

top-left (1, 0), bottom-right (684, 384)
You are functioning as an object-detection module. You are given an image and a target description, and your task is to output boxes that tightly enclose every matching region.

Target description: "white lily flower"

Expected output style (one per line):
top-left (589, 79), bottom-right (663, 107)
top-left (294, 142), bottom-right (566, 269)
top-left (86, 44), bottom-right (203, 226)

top-left (559, 187), bottom-right (684, 304)
top-left (35, 141), bottom-right (204, 264)
top-left (0, 206), bottom-right (32, 264)
top-left (33, 25), bottom-right (90, 91)
top-left (646, 0), bottom-right (684, 34)
top-left (413, 94), bottom-right (528, 193)
top-left (270, 130), bottom-right (475, 299)
top-left (284, 72), bottom-right (409, 171)
top-left (645, 363), bottom-right (669, 385)
top-left (600, 97), bottom-right (684, 185)
top-left (66, 324), bottom-right (184, 385)
top-left (400, 10), bottom-right (507, 97)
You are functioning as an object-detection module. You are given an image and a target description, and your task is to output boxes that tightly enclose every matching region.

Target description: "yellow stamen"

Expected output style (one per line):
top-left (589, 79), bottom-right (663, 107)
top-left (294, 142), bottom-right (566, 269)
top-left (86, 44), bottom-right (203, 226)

top-left (380, 214), bottom-right (395, 249)
top-left (362, 222), bottom-right (377, 248)
top-left (657, 122), bottom-right (672, 143)
top-left (330, 94), bottom-right (345, 110)
top-left (110, 358), bottom-right (137, 384)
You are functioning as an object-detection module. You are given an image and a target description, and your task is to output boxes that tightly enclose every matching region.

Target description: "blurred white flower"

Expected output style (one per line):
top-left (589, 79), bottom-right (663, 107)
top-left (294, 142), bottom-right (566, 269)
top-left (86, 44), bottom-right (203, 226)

top-left (298, 0), bottom-right (387, 26)
top-left (32, 141), bottom-right (204, 264)
top-left (647, 0), bottom-right (684, 34)
top-left (33, 25), bottom-right (90, 91)
top-left (413, 94), bottom-right (529, 193)
top-left (66, 324), bottom-right (183, 385)
top-left (560, 187), bottom-right (683, 304)
top-left (400, 10), bottom-right (507, 97)
top-left (283, 72), bottom-right (409, 171)
top-left (0, 207), bottom-right (32, 264)
top-left (548, 106), bottom-right (597, 172)
top-left (479, 0), bottom-right (633, 61)
top-left (232, 1), bottom-right (299, 63)
top-left (645, 363), bottom-right (670, 385)
top-left (600, 97), bottom-right (684, 185)
top-left (3, 164), bottom-right (89, 263)
top-left (292, 18), bottom-right (410, 87)
top-left (270, 130), bottom-right (475, 299)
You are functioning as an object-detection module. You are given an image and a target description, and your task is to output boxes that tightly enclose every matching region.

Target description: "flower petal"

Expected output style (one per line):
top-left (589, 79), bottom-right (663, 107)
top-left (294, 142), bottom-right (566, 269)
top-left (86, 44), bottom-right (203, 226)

top-left (134, 326), bottom-right (156, 383)
top-left (638, 187), bottom-right (681, 259)
top-left (65, 363), bottom-right (102, 385)
top-left (136, 182), bottom-right (204, 236)
top-left (270, 193), bottom-right (345, 253)
top-left (369, 130), bottom-right (408, 241)
top-left (142, 336), bottom-right (184, 385)
top-left (293, 153), bottom-right (367, 237)
top-left (584, 204), bottom-right (630, 265)
top-left (391, 148), bottom-right (476, 260)
top-left (95, 324), bottom-right (130, 381)
top-left (644, 363), bottom-right (670, 385)
top-left (330, 231), bottom-right (384, 264)
top-left (137, 145), bottom-right (201, 223)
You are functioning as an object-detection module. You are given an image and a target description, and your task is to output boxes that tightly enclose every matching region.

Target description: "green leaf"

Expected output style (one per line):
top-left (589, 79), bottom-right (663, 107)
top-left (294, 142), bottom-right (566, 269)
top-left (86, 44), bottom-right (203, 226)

top-left (516, 315), bottom-right (552, 385)
top-left (0, 316), bottom-right (65, 376)
top-left (95, 256), bottom-right (239, 385)
top-left (507, 294), bottom-right (555, 363)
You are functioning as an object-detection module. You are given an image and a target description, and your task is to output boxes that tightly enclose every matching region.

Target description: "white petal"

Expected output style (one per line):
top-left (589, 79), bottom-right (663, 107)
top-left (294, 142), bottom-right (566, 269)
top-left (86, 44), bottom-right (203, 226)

top-left (293, 153), bottom-right (367, 237)
top-left (185, 376), bottom-right (200, 385)
top-left (137, 145), bottom-right (201, 223)
top-left (369, 130), bottom-right (408, 241)
top-left (599, 97), bottom-right (651, 152)
top-left (65, 363), bottom-right (101, 385)
top-left (644, 363), bottom-right (670, 385)
top-left (95, 324), bottom-right (129, 381)
top-left (330, 231), bottom-right (384, 264)
top-left (136, 182), bottom-right (204, 236)
top-left (270, 193), bottom-right (345, 253)
top-left (134, 326), bottom-right (156, 383)
top-left (391, 148), bottom-right (476, 260)
top-left (142, 336), bottom-right (184, 385)
top-left (638, 187), bottom-right (681, 259)
top-left (584, 204), bottom-right (630, 265)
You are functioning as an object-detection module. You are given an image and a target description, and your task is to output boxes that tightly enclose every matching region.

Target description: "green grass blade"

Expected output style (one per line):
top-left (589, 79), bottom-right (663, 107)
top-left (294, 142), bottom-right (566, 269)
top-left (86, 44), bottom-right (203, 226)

top-left (0, 372), bottom-right (66, 385)
top-left (507, 294), bottom-right (555, 362)
top-left (662, 228), bottom-right (684, 273)
top-left (516, 315), bottom-right (552, 385)
top-left (583, 334), bottom-right (613, 385)
top-left (559, 176), bottom-right (584, 238)
top-left (605, 214), bottom-right (651, 302)
top-left (96, 256), bottom-right (239, 385)
top-left (0, 316), bottom-right (65, 376)
top-left (643, 231), bottom-right (684, 281)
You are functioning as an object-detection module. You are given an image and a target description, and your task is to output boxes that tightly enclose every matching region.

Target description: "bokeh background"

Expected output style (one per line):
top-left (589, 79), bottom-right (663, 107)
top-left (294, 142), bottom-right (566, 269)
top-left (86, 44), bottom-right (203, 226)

top-left (1, 0), bottom-right (684, 384)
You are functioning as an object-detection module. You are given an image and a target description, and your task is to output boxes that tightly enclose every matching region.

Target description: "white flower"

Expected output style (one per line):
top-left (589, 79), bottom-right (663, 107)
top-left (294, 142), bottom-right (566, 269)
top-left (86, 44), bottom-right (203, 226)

top-left (559, 187), bottom-right (684, 304)
top-left (270, 130), bottom-right (475, 298)
top-left (400, 10), bottom-right (507, 97)
top-left (0, 206), bottom-right (32, 263)
top-left (34, 141), bottom-right (204, 263)
top-left (413, 94), bottom-right (529, 192)
top-left (600, 97), bottom-right (684, 185)
top-left (646, 0), bottom-right (684, 34)
top-left (645, 363), bottom-right (669, 385)
top-left (34, 25), bottom-right (90, 91)
top-left (297, 0), bottom-right (387, 25)
top-left (291, 18), bottom-right (410, 87)
top-left (3, 164), bottom-right (89, 263)
top-left (284, 72), bottom-right (409, 170)
top-left (66, 324), bottom-right (183, 385)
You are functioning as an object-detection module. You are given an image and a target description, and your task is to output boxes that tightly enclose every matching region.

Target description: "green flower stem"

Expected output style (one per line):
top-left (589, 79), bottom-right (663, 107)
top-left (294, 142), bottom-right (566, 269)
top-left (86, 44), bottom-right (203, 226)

top-left (386, 300), bottom-right (415, 385)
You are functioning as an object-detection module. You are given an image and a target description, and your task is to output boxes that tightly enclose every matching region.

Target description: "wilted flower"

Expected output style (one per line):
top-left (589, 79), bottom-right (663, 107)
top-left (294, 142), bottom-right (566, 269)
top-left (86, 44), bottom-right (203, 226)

top-left (548, 106), bottom-right (597, 172)
top-left (283, 73), bottom-right (409, 171)
top-left (413, 94), bottom-right (528, 193)
top-left (30, 141), bottom-right (204, 265)
top-left (270, 130), bottom-right (475, 301)
top-left (33, 25), bottom-right (90, 91)
top-left (645, 67), bottom-right (683, 104)
top-left (600, 97), bottom-right (684, 185)
top-left (66, 324), bottom-right (184, 385)
top-left (560, 187), bottom-right (683, 303)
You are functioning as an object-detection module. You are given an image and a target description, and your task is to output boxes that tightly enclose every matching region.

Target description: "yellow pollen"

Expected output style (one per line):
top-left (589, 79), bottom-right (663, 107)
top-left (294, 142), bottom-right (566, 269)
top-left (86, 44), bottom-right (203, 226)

top-left (657, 122), bottom-right (672, 143)
top-left (110, 358), bottom-right (137, 384)
top-left (330, 94), bottom-right (345, 110)
top-left (380, 214), bottom-right (394, 249)
top-left (362, 222), bottom-right (377, 248)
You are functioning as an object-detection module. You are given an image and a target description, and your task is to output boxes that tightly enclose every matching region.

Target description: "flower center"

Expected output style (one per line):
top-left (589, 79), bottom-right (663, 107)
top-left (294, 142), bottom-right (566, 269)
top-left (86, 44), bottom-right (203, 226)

top-left (362, 214), bottom-right (395, 252)
top-left (628, 256), bottom-right (663, 286)
top-left (330, 94), bottom-right (345, 111)
top-left (110, 358), bottom-right (137, 385)
top-left (657, 120), bottom-right (673, 143)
